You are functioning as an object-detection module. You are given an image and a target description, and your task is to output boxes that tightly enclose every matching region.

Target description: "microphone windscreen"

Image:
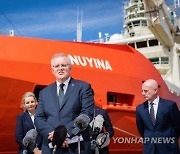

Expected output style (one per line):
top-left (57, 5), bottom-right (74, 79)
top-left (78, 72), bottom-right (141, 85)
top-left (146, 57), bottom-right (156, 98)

top-left (52, 125), bottom-right (67, 147)
top-left (93, 114), bottom-right (104, 131)
top-left (23, 129), bottom-right (38, 147)
top-left (71, 127), bottom-right (80, 137)
top-left (97, 133), bottom-right (110, 149)
top-left (74, 114), bottom-right (90, 131)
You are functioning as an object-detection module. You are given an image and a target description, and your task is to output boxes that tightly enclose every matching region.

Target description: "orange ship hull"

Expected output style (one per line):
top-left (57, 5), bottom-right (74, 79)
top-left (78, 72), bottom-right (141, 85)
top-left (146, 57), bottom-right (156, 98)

top-left (0, 35), bottom-right (179, 153)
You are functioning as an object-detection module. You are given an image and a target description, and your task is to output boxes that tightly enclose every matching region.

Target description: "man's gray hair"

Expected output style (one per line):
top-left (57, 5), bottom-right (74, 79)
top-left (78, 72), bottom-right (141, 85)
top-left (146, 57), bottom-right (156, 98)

top-left (51, 53), bottom-right (71, 67)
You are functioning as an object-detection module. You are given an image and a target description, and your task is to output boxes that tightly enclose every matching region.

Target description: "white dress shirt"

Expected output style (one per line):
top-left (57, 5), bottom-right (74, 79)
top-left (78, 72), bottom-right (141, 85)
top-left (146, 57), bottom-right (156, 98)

top-left (28, 111), bottom-right (36, 129)
top-left (56, 77), bottom-right (71, 95)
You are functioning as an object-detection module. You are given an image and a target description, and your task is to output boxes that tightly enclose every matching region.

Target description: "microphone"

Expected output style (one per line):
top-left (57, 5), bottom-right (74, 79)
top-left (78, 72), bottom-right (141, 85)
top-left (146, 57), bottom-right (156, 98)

top-left (70, 114), bottom-right (90, 137)
top-left (97, 132), bottom-right (110, 149)
top-left (90, 114), bottom-right (104, 150)
top-left (92, 114), bottom-right (104, 133)
top-left (22, 129), bottom-right (37, 154)
top-left (23, 129), bottom-right (37, 147)
top-left (52, 125), bottom-right (67, 152)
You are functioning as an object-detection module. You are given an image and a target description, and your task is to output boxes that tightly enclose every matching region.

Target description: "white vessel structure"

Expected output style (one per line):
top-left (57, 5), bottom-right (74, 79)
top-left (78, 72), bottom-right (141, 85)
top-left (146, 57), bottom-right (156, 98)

top-left (96, 0), bottom-right (180, 96)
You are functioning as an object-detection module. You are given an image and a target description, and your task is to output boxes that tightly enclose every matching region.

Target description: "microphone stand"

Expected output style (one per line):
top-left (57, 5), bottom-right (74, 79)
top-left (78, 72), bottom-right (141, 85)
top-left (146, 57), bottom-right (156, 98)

top-left (53, 145), bottom-right (57, 154)
top-left (22, 149), bottom-right (28, 154)
top-left (23, 143), bottom-right (29, 154)
top-left (95, 147), bottom-right (99, 154)
top-left (78, 134), bottom-right (81, 154)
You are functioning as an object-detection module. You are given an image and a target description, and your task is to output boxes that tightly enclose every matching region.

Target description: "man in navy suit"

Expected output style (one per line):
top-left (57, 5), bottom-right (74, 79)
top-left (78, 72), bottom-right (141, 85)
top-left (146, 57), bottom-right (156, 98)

top-left (34, 53), bottom-right (94, 154)
top-left (136, 79), bottom-right (180, 154)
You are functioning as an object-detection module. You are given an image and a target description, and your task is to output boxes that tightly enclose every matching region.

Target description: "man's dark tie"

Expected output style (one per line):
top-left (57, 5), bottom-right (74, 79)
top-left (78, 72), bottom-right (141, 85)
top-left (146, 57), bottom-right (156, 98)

top-left (59, 83), bottom-right (65, 107)
top-left (150, 103), bottom-right (155, 126)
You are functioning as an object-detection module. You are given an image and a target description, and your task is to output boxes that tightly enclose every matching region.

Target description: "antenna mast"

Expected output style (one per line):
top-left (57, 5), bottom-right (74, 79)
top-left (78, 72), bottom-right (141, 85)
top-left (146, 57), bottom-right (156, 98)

top-left (174, 0), bottom-right (180, 8)
top-left (76, 8), bottom-right (83, 42)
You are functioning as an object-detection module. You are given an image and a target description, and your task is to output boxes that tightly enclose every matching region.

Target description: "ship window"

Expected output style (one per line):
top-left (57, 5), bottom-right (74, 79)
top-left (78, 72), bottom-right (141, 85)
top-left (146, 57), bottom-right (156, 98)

top-left (107, 94), bottom-right (117, 103)
top-left (149, 57), bottom-right (159, 64)
top-left (107, 92), bottom-right (134, 106)
top-left (161, 57), bottom-right (169, 64)
top-left (139, 13), bottom-right (145, 18)
top-left (128, 43), bottom-right (135, 48)
top-left (130, 32), bottom-right (135, 37)
top-left (129, 14), bottom-right (136, 19)
top-left (142, 20), bottom-right (147, 26)
top-left (33, 85), bottom-right (47, 100)
top-left (128, 23), bottom-right (132, 28)
top-left (149, 39), bottom-right (158, 46)
top-left (139, 3), bottom-right (144, 10)
top-left (133, 21), bottom-right (140, 27)
top-left (136, 41), bottom-right (147, 48)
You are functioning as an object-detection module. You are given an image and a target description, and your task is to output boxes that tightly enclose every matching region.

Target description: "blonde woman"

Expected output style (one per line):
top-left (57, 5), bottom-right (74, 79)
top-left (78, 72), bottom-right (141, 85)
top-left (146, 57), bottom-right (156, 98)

top-left (15, 92), bottom-right (42, 154)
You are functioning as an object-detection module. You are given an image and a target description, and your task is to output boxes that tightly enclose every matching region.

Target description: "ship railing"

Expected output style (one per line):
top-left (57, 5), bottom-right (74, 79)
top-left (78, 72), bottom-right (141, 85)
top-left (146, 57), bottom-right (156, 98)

top-left (87, 35), bottom-right (112, 43)
top-left (152, 61), bottom-right (169, 65)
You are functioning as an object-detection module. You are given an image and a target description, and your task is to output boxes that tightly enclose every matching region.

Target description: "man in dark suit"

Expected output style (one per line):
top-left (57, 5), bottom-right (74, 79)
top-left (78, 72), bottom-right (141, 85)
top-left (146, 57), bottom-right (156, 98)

top-left (34, 53), bottom-right (94, 154)
top-left (136, 79), bottom-right (180, 154)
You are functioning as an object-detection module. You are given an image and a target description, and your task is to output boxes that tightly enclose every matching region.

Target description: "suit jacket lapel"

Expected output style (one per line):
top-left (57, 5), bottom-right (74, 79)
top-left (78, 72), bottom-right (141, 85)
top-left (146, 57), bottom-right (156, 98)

top-left (24, 111), bottom-right (34, 128)
top-left (155, 98), bottom-right (164, 127)
top-left (144, 101), bottom-right (151, 121)
top-left (144, 101), bottom-right (155, 128)
top-left (59, 78), bottom-right (75, 111)
top-left (51, 82), bottom-right (60, 110)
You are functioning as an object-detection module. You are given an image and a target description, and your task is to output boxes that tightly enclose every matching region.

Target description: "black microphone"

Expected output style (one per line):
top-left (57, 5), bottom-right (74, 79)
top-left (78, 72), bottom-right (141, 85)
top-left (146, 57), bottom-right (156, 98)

top-left (52, 125), bottom-right (67, 152)
top-left (22, 129), bottom-right (38, 154)
top-left (70, 114), bottom-right (90, 138)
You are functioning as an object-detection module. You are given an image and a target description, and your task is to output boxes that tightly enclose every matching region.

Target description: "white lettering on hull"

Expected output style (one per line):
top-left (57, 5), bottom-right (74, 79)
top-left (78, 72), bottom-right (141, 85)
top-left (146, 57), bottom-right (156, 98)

top-left (68, 55), bottom-right (112, 71)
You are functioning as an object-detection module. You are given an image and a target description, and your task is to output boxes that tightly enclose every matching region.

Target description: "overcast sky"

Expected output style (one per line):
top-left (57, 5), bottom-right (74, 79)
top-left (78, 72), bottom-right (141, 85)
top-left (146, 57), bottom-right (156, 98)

top-left (0, 0), bottom-right (178, 42)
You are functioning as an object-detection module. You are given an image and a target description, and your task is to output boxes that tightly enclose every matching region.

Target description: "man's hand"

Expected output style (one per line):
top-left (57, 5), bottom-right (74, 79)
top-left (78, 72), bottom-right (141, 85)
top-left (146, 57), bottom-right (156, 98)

top-left (61, 138), bottom-right (68, 148)
top-left (48, 131), bottom-right (54, 141)
top-left (33, 147), bottom-right (41, 154)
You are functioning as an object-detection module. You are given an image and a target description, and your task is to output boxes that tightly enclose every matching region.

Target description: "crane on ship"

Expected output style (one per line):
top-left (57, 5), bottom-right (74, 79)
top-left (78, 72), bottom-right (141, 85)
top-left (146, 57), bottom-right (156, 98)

top-left (143, 0), bottom-right (180, 95)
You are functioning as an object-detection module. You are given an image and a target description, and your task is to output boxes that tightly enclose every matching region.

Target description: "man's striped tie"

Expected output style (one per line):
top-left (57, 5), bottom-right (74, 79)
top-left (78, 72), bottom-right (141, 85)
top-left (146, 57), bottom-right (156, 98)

top-left (150, 103), bottom-right (155, 126)
top-left (59, 83), bottom-right (65, 107)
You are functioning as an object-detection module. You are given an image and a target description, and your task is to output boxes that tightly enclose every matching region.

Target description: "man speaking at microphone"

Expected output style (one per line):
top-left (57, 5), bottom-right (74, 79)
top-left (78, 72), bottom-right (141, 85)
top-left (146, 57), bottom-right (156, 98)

top-left (34, 53), bottom-right (94, 154)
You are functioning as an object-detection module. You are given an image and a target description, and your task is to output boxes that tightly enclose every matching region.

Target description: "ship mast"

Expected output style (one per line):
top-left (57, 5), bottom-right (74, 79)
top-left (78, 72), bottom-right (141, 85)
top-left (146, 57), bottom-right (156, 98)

top-left (174, 0), bottom-right (180, 8)
top-left (76, 8), bottom-right (83, 42)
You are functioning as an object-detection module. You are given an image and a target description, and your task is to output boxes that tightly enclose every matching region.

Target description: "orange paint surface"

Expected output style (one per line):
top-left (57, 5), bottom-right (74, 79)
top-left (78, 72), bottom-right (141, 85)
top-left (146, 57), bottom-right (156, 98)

top-left (0, 35), bottom-right (179, 153)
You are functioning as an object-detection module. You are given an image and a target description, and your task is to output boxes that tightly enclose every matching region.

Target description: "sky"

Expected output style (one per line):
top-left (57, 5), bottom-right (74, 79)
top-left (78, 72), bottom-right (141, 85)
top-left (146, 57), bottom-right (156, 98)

top-left (0, 0), bottom-right (178, 42)
top-left (0, 0), bottom-right (124, 42)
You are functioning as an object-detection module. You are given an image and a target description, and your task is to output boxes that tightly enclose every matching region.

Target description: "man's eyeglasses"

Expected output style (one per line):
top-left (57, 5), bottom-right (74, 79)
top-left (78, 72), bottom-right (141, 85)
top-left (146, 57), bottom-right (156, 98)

top-left (52, 64), bottom-right (70, 69)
